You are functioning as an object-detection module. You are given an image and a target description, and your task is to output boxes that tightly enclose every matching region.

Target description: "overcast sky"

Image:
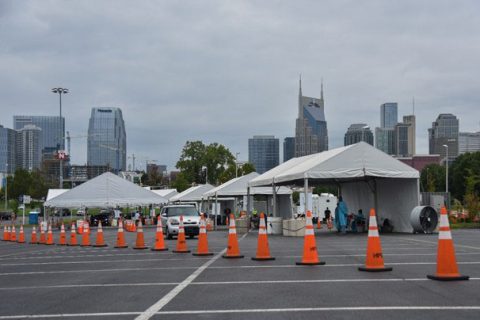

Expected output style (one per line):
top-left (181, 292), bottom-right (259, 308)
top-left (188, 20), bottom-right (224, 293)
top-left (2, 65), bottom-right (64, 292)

top-left (1, 0), bottom-right (479, 171)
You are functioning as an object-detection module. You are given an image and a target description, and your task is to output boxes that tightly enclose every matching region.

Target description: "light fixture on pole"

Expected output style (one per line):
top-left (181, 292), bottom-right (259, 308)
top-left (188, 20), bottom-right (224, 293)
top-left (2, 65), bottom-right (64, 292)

top-left (51, 87), bottom-right (68, 188)
top-left (4, 163), bottom-right (8, 210)
top-left (202, 165), bottom-right (208, 184)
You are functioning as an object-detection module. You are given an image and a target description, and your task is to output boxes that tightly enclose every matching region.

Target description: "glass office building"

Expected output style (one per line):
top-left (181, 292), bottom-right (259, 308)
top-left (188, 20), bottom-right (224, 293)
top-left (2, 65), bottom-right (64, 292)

top-left (344, 124), bottom-right (374, 146)
top-left (16, 125), bottom-right (43, 171)
top-left (87, 108), bottom-right (126, 172)
top-left (380, 103), bottom-right (398, 129)
top-left (0, 125), bottom-right (16, 173)
top-left (248, 135), bottom-right (279, 174)
top-left (13, 115), bottom-right (64, 153)
top-left (283, 137), bottom-right (295, 162)
top-left (428, 113), bottom-right (459, 161)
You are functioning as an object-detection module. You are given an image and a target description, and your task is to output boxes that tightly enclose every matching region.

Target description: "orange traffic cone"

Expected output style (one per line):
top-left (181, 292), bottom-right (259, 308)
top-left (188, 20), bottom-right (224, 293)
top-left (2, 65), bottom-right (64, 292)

top-left (252, 212), bottom-right (275, 261)
top-left (173, 215), bottom-right (190, 253)
top-left (114, 219), bottom-right (128, 248)
top-left (151, 216), bottom-right (168, 251)
top-left (358, 208), bottom-right (392, 272)
top-left (58, 223), bottom-right (67, 246)
top-left (10, 225), bottom-right (17, 242)
top-left (38, 224), bottom-right (46, 244)
top-left (81, 221), bottom-right (91, 247)
top-left (317, 218), bottom-right (322, 230)
top-left (45, 224), bottom-right (54, 245)
top-left (427, 207), bottom-right (469, 281)
top-left (17, 225), bottom-right (25, 244)
top-left (296, 211), bottom-right (325, 265)
top-left (30, 225), bottom-right (38, 244)
top-left (193, 214), bottom-right (213, 256)
top-left (133, 219), bottom-right (148, 250)
top-left (2, 225), bottom-right (8, 241)
top-left (222, 213), bottom-right (244, 259)
top-left (93, 221), bottom-right (108, 247)
top-left (68, 223), bottom-right (79, 246)
top-left (6, 226), bottom-right (11, 241)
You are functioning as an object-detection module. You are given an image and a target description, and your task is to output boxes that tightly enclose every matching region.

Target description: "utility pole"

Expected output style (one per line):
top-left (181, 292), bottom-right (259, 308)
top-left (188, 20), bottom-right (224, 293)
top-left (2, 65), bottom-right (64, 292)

top-left (51, 87), bottom-right (68, 188)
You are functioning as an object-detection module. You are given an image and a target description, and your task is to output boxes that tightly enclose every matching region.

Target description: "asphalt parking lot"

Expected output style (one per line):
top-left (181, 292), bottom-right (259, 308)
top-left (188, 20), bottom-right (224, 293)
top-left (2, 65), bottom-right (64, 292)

top-left (0, 227), bottom-right (479, 319)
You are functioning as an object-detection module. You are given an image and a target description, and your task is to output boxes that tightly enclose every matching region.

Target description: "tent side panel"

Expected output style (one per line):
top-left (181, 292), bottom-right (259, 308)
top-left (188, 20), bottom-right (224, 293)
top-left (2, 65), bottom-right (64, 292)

top-left (341, 181), bottom-right (375, 222)
top-left (376, 178), bottom-right (417, 233)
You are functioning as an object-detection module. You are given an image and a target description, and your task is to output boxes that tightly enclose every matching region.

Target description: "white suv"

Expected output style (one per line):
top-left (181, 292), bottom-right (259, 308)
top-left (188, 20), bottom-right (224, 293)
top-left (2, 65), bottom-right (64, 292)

top-left (160, 204), bottom-right (201, 239)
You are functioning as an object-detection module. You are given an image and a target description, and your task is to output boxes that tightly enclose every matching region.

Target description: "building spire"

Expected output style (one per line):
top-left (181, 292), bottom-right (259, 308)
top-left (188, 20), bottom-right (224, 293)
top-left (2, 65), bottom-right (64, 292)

top-left (299, 74), bottom-right (302, 96)
top-left (321, 78), bottom-right (324, 100)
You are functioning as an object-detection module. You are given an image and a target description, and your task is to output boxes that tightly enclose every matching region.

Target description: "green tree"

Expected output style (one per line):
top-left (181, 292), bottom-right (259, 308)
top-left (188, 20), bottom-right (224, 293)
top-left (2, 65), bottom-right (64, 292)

top-left (10, 169), bottom-right (32, 200)
top-left (313, 185), bottom-right (338, 196)
top-left (175, 141), bottom-right (236, 185)
top-left (170, 172), bottom-right (190, 192)
top-left (450, 152), bottom-right (480, 201)
top-left (28, 170), bottom-right (49, 200)
top-left (463, 169), bottom-right (480, 221)
top-left (219, 162), bottom-right (257, 183)
top-left (176, 141), bottom-right (207, 184)
top-left (420, 164), bottom-right (445, 192)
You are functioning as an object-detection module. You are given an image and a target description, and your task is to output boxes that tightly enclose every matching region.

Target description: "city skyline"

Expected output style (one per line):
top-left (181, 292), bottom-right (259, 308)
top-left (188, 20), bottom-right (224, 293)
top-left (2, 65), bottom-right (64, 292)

top-left (0, 1), bottom-right (479, 170)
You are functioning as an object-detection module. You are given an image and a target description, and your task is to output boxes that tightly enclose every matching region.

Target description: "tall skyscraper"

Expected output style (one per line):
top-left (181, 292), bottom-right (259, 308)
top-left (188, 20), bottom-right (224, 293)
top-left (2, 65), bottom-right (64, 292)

top-left (344, 124), bottom-right (374, 146)
top-left (395, 122), bottom-right (410, 157)
top-left (16, 125), bottom-right (42, 171)
top-left (283, 137), bottom-right (295, 162)
top-left (248, 135), bottom-right (279, 174)
top-left (375, 102), bottom-right (398, 155)
top-left (375, 127), bottom-right (396, 155)
top-left (294, 78), bottom-right (328, 157)
top-left (0, 125), bottom-right (16, 173)
top-left (380, 103), bottom-right (398, 129)
top-left (459, 132), bottom-right (480, 154)
top-left (87, 108), bottom-right (127, 172)
top-left (13, 115), bottom-right (64, 154)
top-left (428, 113), bottom-right (459, 161)
top-left (403, 115), bottom-right (416, 156)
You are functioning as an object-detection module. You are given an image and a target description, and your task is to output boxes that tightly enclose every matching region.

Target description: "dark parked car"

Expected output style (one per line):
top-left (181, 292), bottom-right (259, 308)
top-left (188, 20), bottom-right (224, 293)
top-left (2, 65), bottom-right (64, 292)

top-left (90, 213), bottom-right (110, 227)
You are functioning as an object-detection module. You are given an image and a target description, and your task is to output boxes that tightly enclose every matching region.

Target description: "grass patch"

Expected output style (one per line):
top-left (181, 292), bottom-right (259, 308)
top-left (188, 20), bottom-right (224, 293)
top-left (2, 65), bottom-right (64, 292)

top-left (451, 222), bottom-right (480, 229)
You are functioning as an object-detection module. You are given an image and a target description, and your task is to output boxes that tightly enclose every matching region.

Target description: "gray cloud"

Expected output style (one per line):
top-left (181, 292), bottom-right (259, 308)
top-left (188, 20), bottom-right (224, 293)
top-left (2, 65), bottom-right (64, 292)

top-left (0, 0), bottom-right (479, 170)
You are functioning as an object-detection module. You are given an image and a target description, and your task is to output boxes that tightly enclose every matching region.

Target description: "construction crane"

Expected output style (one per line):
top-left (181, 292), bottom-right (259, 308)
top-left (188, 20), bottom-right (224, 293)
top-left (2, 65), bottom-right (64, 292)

top-left (65, 131), bottom-right (101, 158)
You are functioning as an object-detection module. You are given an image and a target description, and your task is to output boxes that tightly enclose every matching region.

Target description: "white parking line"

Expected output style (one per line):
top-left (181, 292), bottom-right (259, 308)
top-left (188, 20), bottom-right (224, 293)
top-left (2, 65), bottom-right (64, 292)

top-left (0, 261), bottom-right (479, 276)
top-left (135, 233), bottom-right (248, 320)
top-left (0, 257), bottom-right (211, 266)
top-left (1, 306), bottom-right (480, 319)
top-left (400, 237), bottom-right (480, 250)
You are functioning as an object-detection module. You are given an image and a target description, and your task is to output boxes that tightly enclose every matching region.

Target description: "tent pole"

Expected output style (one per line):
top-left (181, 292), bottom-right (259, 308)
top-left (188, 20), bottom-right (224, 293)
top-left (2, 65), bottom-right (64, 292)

top-left (373, 179), bottom-right (378, 218)
top-left (214, 192), bottom-right (218, 231)
top-left (247, 186), bottom-right (251, 216)
top-left (304, 178), bottom-right (308, 215)
top-left (416, 179), bottom-right (421, 206)
top-left (272, 183), bottom-right (277, 217)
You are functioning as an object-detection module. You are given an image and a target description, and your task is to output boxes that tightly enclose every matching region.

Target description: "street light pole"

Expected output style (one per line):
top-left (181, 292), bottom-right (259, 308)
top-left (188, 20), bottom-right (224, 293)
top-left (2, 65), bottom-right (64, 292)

top-left (4, 163), bottom-right (8, 210)
top-left (443, 144), bottom-right (448, 194)
top-left (51, 87), bottom-right (68, 188)
top-left (235, 152), bottom-right (240, 178)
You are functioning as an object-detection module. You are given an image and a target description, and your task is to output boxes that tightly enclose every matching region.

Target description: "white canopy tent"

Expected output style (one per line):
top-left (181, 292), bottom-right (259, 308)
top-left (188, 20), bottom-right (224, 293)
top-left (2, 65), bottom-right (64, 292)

top-left (46, 189), bottom-right (68, 202)
top-left (44, 172), bottom-right (168, 208)
top-left (150, 189), bottom-right (178, 201)
top-left (203, 172), bottom-right (293, 219)
top-left (249, 142), bottom-right (420, 232)
top-left (169, 184), bottom-right (214, 202)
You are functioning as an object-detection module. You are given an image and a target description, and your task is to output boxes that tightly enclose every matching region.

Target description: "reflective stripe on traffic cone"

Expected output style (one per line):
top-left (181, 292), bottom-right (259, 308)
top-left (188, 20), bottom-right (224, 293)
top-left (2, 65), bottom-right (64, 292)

top-left (93, 221), bottom-right (108, 247)
top-left (252, 212), bottom-right (275, 261)
top-left (38, 224), bottom-right (46, 244)
top-left (17, 225), bottom-right (25, 243)
top-left (114, 219), bottom-right (128, 248)
top-left (193, 214), bottom-right (213, 256)
top-left (427, 207), bottom-right (469, 281)
top-left (81, 221), bottom-right (91, 247)
top-left (151, 216), bottom-right (168, 251)
top-left (358, 208), bottom-right (392, 272)
top-left (68, 223), bottom-right (79, 246)
top-left (296, 211), bottom-right (325, 265)
top-left (133, 219), bottom-right (148, 250)
top-left (45, 224), bottom-right (54, 245)
top-left (10, 225), bottom-right (17, 242)
top-left (30, 226), bottom-right (38, 244)
top-left (173, 215), bottom-right (190, 253)
top-left (58, 223), bottom-right (67, 246)
top-left (222, 213), bottom-right (244, 259)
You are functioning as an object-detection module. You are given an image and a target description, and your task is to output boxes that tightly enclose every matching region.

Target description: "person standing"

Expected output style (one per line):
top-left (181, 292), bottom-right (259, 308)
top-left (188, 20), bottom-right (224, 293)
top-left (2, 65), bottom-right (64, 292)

top-left (337, 196), bottom-right (348, 234)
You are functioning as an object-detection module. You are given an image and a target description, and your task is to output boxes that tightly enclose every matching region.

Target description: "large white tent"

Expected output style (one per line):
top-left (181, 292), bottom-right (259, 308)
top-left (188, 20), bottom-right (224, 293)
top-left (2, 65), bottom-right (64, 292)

top-left (249, 142), bottom-right (420, 232)
top-left (203, 172), bottom-right (293, 219)
top-left (150, 189), bottom-right (178, 201)
top-left (44, 172), bottom-right (168, 208)
top-left (169, 184), bottom-right (214, 202)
